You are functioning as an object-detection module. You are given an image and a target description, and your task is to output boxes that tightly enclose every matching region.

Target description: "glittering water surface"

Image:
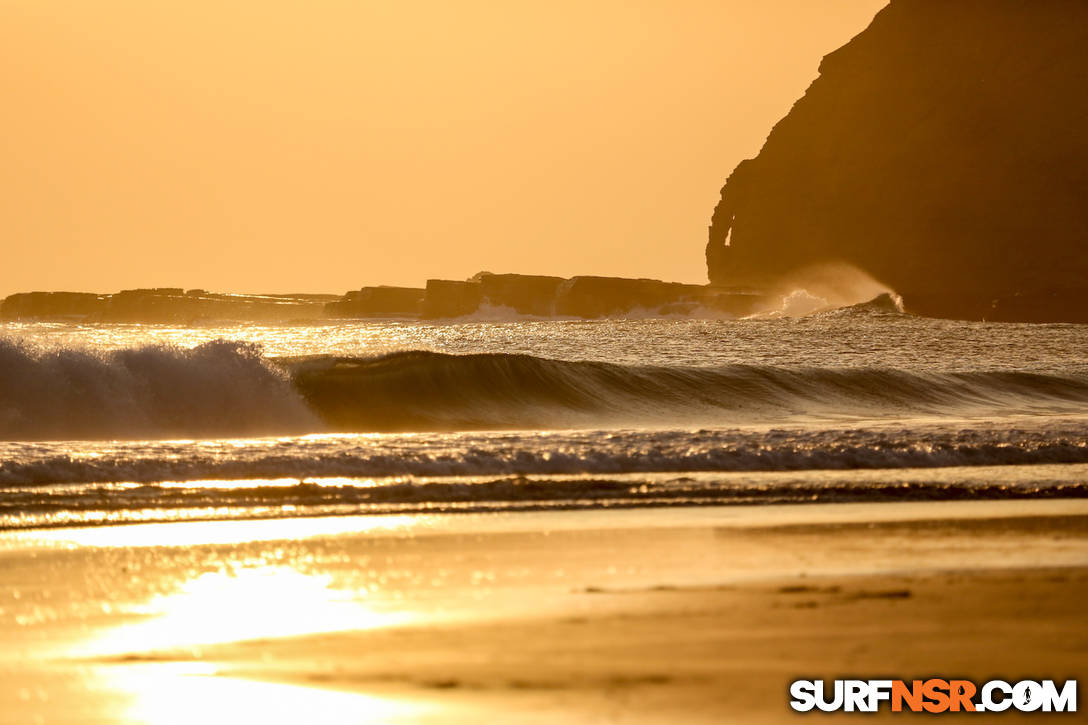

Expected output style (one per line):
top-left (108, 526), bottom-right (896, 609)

top-left (6, 315), bottom-right (1087, 370)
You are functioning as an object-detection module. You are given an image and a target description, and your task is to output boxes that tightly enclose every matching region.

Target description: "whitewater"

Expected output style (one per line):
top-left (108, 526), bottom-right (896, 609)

top-left (2, 305), bottom-right (1086, 528)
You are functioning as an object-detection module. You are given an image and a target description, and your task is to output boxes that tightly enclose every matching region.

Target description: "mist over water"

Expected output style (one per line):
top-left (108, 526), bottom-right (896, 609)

top-left (1, 309), bottom-right (1086, 527)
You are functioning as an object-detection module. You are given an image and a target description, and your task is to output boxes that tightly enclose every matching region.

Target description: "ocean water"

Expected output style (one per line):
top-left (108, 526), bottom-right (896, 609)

top-left (2, 303), bottom-right (1087, 529)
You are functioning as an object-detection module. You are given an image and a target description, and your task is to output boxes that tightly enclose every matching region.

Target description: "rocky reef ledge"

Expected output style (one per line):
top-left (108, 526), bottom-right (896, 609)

top-left (2, 275), bottom-right (766, 323)
top-left (706, 0), bottom-right (1088, 323)
top-left (0, 289), bottom-right (337, 323)
top-left (332, 273), bottom-right (764, 320)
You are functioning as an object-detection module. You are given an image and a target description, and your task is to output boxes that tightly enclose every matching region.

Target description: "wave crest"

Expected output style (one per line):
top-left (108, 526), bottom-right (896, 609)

top-left (291, 350), bottom-right (1088, 432)
top-left (0, 339), bottom-right (317, 439)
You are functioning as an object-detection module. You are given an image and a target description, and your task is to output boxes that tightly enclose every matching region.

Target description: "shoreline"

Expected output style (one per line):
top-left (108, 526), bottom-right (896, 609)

top-left (6, 460), bottom-right (1088, 532)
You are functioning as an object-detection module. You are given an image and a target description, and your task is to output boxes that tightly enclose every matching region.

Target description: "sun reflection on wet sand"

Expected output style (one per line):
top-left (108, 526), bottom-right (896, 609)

top-left (111, 663), bottom-right (436, 725)
top-left (76, 564), bottom-right (425, 724)
top-left (77, 565), bottom-right (409, 658)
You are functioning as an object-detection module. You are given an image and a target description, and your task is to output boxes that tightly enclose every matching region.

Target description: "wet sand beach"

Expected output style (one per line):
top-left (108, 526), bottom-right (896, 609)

top-left (2, 499), bottom-right (1085, 723)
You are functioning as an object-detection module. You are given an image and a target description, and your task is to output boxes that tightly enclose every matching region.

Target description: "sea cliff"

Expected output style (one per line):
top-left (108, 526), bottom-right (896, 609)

top-left (706, 0), bottom-right (1088, 322)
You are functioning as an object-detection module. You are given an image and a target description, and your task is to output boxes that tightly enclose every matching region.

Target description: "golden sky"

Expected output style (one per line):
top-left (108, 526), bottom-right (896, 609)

top-left (1, 0), bottom-right (884, 296)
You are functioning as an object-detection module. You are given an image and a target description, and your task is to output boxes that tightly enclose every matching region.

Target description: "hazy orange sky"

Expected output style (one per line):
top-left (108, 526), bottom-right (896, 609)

top-left (1, 1), bottom-right (885, 296)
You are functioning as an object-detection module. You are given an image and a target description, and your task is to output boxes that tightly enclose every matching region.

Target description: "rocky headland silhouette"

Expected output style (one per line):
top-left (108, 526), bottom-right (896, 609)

top-left (706, 0), bottom-right (1088, 322)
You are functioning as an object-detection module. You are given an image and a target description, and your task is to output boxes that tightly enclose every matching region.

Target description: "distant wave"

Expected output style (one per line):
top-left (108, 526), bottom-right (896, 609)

top-left (428, 292), bottom-right (907, 322)
top-left (821, 292), bottom-right (906, 316)
top-left (3, 339), bottom-right (1088, 440)
top-left (742, 291), bottom-right (907, 320)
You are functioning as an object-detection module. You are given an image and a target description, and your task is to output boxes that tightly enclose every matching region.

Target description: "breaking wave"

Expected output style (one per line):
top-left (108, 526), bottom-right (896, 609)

top-left (3, 339), bottom-right (1088, 440)
top-left (290, 350), bottom-right (1088, 432)
top-left (3, 424), bottom-right (1088, 486)
top-left (0, 339), bottom-right (318, 439)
